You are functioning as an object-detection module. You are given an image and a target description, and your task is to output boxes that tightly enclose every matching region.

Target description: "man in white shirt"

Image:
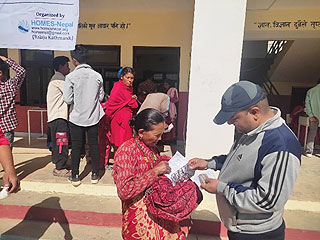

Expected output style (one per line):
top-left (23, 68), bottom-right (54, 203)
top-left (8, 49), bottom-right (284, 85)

top-left (63, 45), bottom-right (105, 186)
top-left (47, 56), bottom-right (70, 177)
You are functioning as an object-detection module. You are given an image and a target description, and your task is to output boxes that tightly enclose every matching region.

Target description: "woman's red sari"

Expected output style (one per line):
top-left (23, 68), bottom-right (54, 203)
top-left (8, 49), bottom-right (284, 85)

top-left (112, 137), bottom-right (185, 240)
top-left (105, 80), bottom-right (138, 148)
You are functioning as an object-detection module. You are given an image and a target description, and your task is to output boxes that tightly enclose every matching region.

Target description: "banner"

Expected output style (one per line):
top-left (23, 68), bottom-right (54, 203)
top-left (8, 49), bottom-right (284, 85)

top-left (0, 0), bottom-right (79, 50)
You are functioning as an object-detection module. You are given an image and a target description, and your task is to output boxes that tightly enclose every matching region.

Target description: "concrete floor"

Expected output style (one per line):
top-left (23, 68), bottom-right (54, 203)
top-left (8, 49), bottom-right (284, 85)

top-left (0, 136), bottom-right (319, 239)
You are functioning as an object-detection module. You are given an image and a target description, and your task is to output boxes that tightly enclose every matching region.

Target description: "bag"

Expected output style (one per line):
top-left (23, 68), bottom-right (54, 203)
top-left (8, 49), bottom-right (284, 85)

top-left (145, 175), bottom-right (203, 222)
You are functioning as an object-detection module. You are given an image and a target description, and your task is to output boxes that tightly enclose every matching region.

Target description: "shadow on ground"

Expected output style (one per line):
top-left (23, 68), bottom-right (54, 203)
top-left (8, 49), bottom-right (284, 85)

top-left (14, 155), bottom-right (51, 180)
top-left (1, 197), bottom-right (73, 240)
top-left (13, 137), bottom-right (48, 150)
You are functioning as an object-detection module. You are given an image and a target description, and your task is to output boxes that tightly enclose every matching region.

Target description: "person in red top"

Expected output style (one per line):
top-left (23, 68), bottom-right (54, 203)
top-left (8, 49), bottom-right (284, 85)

top-left (0, 129), bottom-right (19, 193)
top-left (0, 56), bottom-right (26, 148)
top-left (105, 67), bottom-right (138, 150)
top-left (113, 108), bottom-right (186, 240)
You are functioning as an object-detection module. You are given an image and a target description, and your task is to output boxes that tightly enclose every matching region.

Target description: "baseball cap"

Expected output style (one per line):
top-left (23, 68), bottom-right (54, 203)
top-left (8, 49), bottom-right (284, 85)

top-left (213, 81), bottom-right (264, 125)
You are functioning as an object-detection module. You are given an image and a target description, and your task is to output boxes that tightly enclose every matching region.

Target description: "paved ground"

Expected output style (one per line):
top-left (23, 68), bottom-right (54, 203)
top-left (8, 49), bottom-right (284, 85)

top-left (0, 136), bottom-right (319, 239)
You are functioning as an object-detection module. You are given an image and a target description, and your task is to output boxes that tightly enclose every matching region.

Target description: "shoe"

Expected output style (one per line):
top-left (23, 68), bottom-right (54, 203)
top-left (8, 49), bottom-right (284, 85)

top-left (53, 168), bottom-right (71, 178)
top-left (91, 173), bottom-right (99, 184)
top-left (68, 174), bottom-right (81, 187)
top-left (305, 153), bottom-right (312, 158)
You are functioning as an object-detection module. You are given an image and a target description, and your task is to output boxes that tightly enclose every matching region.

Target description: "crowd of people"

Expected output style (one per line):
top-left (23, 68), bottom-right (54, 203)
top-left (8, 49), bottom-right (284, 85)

top-left (1, 44), bottom-right (315, 239)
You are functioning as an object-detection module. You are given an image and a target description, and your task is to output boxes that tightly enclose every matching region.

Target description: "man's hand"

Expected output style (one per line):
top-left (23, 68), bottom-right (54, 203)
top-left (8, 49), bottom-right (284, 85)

top-left (188, 158), bottom-right (208, 170)
top-left (310, 117), bottom-right (319, 123)
top-left (3, 170), bottom-right (19, 193)
top-left (201, 178), bottom-right (219, 194)
top-left (0, 56), bottom-right (8, 62)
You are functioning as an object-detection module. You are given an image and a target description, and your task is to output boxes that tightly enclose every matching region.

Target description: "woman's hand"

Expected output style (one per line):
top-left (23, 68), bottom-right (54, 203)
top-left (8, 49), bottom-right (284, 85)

top-left (132, 95), bottom-right (137, 100)
top-left (153, 161), bottom-right (171, 176)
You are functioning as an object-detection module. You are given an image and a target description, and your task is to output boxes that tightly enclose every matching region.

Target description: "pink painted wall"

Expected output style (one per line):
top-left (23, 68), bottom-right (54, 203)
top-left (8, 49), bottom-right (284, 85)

top-left (15, 105), bottom-right (48, 134)
top-left (177, 91), bottom-right (188, 141)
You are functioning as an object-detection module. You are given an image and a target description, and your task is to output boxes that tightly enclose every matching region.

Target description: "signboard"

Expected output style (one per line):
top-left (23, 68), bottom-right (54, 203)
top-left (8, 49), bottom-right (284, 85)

top-left (0, 0), bottom-right (79, 50)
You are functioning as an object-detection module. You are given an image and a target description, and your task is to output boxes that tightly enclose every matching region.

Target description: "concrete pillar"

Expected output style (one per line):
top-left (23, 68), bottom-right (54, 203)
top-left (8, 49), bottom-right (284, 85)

top-left (186, 0), bottom-right (247, 158)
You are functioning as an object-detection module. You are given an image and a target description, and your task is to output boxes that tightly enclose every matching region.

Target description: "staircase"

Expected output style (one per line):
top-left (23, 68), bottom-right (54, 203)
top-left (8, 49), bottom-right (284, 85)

top-left (240, 40), bottom-right (288, 97)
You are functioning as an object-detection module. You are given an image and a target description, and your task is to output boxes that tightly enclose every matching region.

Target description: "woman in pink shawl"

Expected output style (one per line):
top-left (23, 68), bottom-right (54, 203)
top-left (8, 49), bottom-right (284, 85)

top-left (106, 67), bottom-right (138, 150)
top-left (162, 79), bottom-right (179, 143)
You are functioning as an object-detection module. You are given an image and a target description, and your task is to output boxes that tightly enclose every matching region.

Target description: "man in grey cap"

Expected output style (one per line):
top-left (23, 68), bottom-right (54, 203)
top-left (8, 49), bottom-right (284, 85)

top-left (188, 81), bottom-right (301, 240)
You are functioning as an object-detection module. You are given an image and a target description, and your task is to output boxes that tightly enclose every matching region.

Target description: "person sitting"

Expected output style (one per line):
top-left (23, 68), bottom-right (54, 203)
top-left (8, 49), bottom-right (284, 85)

top-left (112, 108), bottom-right (187, 239)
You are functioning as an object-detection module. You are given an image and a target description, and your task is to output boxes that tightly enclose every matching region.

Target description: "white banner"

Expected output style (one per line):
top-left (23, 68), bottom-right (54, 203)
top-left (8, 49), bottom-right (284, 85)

top-left (0, 0), bottom-right (79, 50)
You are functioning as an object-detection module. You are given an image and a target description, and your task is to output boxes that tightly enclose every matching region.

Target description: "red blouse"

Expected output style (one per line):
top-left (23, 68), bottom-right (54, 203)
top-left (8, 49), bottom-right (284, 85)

top-left (112, 137), bottom-right (158, 202)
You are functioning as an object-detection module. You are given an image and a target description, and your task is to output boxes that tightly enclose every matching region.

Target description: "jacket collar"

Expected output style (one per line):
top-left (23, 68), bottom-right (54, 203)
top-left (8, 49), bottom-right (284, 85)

top-left (246, 107), bottom-right (284, 136)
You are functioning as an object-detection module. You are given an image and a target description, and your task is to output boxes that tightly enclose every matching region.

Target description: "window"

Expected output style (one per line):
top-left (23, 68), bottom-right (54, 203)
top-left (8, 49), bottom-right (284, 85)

top-left (84, 45), bottom-right (121, 94)
top-left (20, 50), bottom-right (54, 106)
top-left (0, 48), bottom-right (7, 57)
top-left (0, 49), bottom-right (9, 78)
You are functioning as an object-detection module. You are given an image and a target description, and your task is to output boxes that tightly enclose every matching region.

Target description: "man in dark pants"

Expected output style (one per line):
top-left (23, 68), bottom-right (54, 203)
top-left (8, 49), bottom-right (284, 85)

top-left (63, 45), bottom-right (105, 186)
top-left (47, 56), bottom-right (70, 177)
top-left (188, 81), bottom-right (301, 240)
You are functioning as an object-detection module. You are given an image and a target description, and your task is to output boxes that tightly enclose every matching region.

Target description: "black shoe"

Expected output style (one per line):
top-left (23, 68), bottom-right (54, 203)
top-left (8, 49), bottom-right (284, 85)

top-left (68, 174), bottom-right (81, 187)
top-left (91, 172), bottom-right (99, 184)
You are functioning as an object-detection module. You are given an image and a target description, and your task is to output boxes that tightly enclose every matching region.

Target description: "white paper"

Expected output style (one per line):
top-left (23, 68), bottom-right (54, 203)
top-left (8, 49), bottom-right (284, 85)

top-left (0, 187), bottom-right (9, 200)
top-left (165, 151), bottom-right (194, 186)
top-left (193, 169), bottom-right (216, 189)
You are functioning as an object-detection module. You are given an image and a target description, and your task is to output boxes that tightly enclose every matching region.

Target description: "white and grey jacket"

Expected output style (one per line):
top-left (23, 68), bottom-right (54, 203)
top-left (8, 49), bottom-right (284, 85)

top-left (207, 107), bottom-right (301, 234)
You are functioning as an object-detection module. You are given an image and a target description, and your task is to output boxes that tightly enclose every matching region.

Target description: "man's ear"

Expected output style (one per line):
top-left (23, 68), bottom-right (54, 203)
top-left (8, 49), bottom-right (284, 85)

top-left (249, 106), bottom-right (260, 120)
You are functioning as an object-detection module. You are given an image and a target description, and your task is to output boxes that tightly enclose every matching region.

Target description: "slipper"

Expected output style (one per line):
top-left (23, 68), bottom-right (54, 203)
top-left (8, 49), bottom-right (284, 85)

top-left (53, 168), bottom-right (71, 177)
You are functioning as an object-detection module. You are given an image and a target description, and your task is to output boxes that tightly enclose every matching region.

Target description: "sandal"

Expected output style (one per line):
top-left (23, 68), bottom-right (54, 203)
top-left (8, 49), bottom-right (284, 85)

top-left (53, 168), bottom-right (71, 177)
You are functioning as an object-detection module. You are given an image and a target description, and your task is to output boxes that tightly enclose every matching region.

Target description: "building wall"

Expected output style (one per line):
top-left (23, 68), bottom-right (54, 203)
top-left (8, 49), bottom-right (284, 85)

top-left (11, 5), bottom-right (195, 138)
top-left (8, 3), bottom-right (320, 137)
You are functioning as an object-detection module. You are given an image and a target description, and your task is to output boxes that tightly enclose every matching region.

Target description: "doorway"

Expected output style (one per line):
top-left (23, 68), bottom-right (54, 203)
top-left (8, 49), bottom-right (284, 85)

top-left (133, 46), bottom-right (180, 92)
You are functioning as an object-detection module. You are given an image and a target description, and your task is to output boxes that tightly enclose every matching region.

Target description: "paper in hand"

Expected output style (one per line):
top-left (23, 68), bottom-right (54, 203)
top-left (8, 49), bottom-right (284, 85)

top-left (165, 151), bottom-right (195, 186)
top-left (193, 169), bottom-right (216, 189)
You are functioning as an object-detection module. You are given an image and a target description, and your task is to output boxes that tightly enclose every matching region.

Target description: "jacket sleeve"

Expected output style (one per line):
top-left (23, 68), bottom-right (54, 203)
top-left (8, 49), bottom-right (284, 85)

top-left (217, 151), bottom-right (300, 213)
top-left (63, 75), bottom-right (73, 104)
top-left (305, 90), bottom-right (313, 117)
top-left (207, 155), bottom-right (227, 171)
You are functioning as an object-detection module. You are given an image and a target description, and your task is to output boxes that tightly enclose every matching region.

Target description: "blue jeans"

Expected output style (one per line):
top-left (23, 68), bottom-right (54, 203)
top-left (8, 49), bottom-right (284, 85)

top-left (227, 221), bottom-right (285, 240)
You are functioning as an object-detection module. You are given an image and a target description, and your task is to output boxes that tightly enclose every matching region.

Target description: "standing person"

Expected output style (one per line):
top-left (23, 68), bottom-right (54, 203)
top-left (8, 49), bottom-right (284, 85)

top-left (304, 78), bottom-right (320, 158)
top-left (0, 56), bottom-right (26, 148)
top-left (47, 56), bottom-right (71, 177)
top-left (188, 81), bottom-right (301, 240)
top-left (63, 45), bottom-right (105, 186)
top-left (0, 129), bottom-right (19, 193)
top-left (137, 92), bottom-right (170, 115)
top-left (105, 67), bottom-right (138, 151)
top-left (113, 108), bottom-right (186, 240)
top-left (162, 79), bottom-right (179, 143)
top-left (137, 70), bottom-right (157, 103)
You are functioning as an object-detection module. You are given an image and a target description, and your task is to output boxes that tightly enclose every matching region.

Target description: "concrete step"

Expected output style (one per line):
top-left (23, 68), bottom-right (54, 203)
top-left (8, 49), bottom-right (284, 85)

top-left (0, 191), bottom-right (222, 240)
